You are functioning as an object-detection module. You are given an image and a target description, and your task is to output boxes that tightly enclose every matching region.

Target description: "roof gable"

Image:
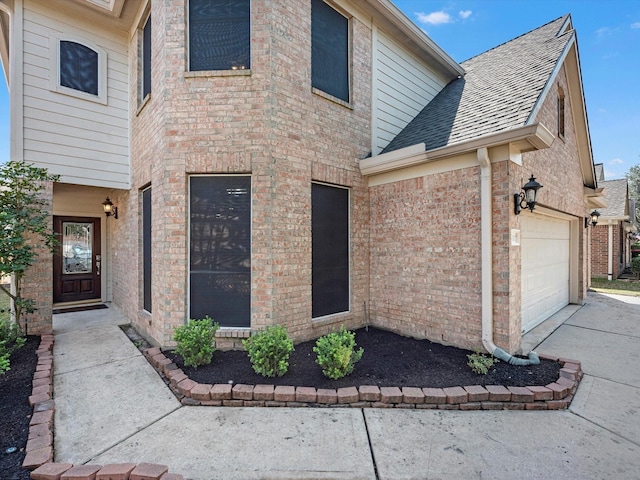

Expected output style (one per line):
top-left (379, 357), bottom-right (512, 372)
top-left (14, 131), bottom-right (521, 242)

top-left (382, 16), bottom-right (574, 154)
top-left (599, 179), bottom-right (629, 219)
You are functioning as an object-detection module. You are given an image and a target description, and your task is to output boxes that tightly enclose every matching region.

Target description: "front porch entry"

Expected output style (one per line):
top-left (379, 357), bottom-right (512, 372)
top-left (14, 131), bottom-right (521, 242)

top-left (53, 216), bottom-right (102, 304)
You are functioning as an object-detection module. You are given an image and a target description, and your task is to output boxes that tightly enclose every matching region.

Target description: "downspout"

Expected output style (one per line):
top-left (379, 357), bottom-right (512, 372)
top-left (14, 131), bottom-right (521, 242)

top-left (607, 224), bottom-right (613, 281)
top-left (477, 148), bottom-right (539, 366)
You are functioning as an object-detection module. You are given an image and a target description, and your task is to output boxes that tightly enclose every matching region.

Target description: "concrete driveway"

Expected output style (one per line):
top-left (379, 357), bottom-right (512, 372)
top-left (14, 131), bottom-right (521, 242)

top-left (53, 292), bottom-right (640, 479)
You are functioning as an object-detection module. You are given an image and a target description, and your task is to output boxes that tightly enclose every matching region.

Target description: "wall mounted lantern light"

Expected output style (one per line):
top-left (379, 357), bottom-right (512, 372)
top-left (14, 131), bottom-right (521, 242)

top-left (584, 210), bottom-right (600, 228)
top-left (514, 175), bottom-right (543, 215)
top-left (102, 197), bottom-right (118, 219)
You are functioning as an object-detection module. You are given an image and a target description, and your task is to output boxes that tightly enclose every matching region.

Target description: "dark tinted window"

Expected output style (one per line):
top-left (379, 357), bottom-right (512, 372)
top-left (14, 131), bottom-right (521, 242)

top-left (142, 187), bottom-right (152, 313)
top-left (312, 183), bottom-right (349, 317)
top-left (311, 0), bottom-right (349, 102)
top-left (59, 41), bottom-right (99, 96)
top-left (189, 0), bottom-right (251, 71)
top-left (142, 16), bottom-right (152, 98)
top-left (190, 176), bottom-right (251, 327)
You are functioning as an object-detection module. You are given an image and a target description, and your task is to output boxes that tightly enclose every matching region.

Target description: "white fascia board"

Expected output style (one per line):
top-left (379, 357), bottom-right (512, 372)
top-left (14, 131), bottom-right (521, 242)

top-left (359, 143), bottom-right (426, 176)
top-left (584, 186), bottom-right (607, 209)
top-left (360, 123), bottom-right (553, 177)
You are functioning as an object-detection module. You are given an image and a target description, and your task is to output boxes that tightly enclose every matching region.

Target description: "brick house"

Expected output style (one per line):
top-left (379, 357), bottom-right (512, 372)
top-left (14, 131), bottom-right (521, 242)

top-left (590, 164), bottom-right (637, 280)
top-left (0, 0), bottom-right (602, 356)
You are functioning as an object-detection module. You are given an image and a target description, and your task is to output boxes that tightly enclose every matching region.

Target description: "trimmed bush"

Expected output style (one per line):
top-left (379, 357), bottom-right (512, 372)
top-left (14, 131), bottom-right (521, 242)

top-left (313, 326), bottom-right (363, 380)
top-left (243, 324), bottom-right (294, 377)
top-left (173, 316), bottom-right (219, 368)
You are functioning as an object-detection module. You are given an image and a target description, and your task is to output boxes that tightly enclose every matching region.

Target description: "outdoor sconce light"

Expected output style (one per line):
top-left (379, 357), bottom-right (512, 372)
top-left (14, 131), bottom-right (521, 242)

top-left (102, 197), bottom-right (118, 219)
top-left (514, 175), bottom-right (543, 215)
top-left (585, 210), bottom-right (600, 228)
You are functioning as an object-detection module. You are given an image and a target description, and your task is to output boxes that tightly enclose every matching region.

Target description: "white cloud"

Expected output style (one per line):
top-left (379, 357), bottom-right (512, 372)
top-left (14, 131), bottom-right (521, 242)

top-left (609, 158), bottom-right (624, 165)
top-left (415, 11), bottom-right (452, 26)
top-left (632, 22), bottom-right (640, 29)
top-left (459, 10), bottom-right (472, 20)
top-left (596, 27), bottom-right (611, 37)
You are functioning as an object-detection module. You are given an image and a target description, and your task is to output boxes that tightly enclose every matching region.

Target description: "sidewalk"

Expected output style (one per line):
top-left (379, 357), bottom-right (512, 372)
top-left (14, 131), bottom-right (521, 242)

top-left (52, 292), bottom-right (640, 479)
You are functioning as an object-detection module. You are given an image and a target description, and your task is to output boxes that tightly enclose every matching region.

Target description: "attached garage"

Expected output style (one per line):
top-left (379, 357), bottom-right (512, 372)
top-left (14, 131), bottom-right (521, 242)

top-left (520, 214), bottom-right (571, 333)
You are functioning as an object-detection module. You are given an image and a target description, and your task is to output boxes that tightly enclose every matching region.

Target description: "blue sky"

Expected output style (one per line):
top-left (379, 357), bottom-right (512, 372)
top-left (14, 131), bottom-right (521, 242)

top-left (1, 1), bottom-right (639, 179)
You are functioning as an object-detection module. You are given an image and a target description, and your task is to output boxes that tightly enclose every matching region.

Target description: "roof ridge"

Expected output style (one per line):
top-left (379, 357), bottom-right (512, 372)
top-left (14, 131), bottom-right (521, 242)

top-left (461, 14), bottom-right (570, 64)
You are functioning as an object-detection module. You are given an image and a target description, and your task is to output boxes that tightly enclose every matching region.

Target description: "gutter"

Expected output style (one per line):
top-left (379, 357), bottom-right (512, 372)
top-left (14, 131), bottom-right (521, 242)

top-left (360, 123), bottom-right (553, 177)
top-left (477, 148), bottom-right (539, 366)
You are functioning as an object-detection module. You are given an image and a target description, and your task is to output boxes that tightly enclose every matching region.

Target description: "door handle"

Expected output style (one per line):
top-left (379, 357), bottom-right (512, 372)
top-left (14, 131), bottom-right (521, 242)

top-left (96, 255), bottom-right (101, 276)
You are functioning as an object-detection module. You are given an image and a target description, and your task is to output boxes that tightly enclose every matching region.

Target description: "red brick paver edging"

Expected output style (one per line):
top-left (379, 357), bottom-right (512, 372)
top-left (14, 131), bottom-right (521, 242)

top-left (22, 336), bottom-right (185, 480)
top-left (144, 348), bottom-right (583, 410)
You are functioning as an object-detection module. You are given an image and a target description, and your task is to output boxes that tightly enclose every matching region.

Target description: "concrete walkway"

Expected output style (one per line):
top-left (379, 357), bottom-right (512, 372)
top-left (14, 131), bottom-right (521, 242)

top-left (52, 292), bottom-right (640, 480)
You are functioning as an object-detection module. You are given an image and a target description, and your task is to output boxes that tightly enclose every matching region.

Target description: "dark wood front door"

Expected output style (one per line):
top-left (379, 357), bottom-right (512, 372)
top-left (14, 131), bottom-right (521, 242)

top-left (53, 217), bottom-right (101, 303)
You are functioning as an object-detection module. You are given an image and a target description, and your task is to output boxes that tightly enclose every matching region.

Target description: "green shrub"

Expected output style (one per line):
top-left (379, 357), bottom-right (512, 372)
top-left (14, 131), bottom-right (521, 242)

top-left (0, 319), bottom-right (25, 375)
top-left (173, 317), bottom-right (219, 368)
top-left (631, 256), bottom-right (640, 278)
top-left (313, 326), bottom-right (363, 380)
top-left (243, 324), bottom-right (294, 377)
top-left (0, 352), bottom-right (10, 375)
top-left (466, 350), bottom-right (498, 375)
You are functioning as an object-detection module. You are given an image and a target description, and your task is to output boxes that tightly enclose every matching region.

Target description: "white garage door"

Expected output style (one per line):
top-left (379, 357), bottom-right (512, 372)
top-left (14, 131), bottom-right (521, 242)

top-left (521, 215), bottom-right (570, 333)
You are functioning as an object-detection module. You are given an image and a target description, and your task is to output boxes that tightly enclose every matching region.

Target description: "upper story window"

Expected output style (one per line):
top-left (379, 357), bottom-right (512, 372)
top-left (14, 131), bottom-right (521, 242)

top-left (188, 0), bottom-right (251, 71)
top-left (141, 14), bottom-right (152, 102)
top-left (557, 86), bottom-right (565, 139)
top-left (311, 0), bottom-right (350, 103)
top-left (60, 41), bottom-right (98, 95)
top-left (50, 36), bottom-right (107, 104)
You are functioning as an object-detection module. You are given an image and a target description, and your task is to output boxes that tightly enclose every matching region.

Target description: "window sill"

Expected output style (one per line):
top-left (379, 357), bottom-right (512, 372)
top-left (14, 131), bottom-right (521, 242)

top-left (216, 327), bottom-right (251, 339)
top-left (312, 311), bottom-right (352, 328)
top-left (185, 69), bottom-right (252, 79)
top-left (312, 87), bottom-right (352, 109)
top-left (136, 94), bottom-right (151, 116)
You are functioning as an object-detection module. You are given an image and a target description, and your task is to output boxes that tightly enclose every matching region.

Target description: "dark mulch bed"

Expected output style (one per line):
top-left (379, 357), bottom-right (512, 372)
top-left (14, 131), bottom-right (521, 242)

top-left (0, 336), bottom-right (38, 480)
top-left (166, 327), bottom-right (561, 390)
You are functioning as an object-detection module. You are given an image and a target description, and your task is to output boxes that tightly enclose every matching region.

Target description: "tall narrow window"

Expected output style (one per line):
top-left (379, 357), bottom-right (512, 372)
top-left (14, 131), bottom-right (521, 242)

top-left (311, 0), bottom-right (350, 103)
top-left (312, 183), bottom-right (349, 318)
top-left (142, 187), bottom-right (152, 313)
top-left (189, 176), bottom-right (251, 327)
top-left (142, 15), bottom-right (152, 99)
top-left (557, 86), bottom-right (565, 138)
top-left (59, 40), bottom-right (99, 95)
top-left (188, 0), bottom-right (251, 71)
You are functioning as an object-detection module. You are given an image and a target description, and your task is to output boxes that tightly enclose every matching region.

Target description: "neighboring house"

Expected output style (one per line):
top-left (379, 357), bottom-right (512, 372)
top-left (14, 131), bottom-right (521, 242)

top-left (0, 0), bottom-right (602, 356)
top-left (590, 164), bottom-right (637, 280)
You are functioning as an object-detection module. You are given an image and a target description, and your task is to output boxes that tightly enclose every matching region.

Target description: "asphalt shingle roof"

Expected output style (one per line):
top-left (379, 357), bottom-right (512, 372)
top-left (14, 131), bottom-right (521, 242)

top-left (599, 179), bottom-right (629, 218)
top-left (382, 15), bottom-right (574, 154)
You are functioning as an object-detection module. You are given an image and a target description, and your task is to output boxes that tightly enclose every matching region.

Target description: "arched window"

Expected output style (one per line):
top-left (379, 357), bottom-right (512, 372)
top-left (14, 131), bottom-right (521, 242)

top-left (50, 36), bottom-right (107, 104)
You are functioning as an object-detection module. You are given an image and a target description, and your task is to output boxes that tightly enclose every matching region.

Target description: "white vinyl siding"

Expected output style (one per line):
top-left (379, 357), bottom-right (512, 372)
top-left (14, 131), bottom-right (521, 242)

top-left (372, 28), bottom-right (449, 155)
top-left (21, 3), bottom-right (129, 189)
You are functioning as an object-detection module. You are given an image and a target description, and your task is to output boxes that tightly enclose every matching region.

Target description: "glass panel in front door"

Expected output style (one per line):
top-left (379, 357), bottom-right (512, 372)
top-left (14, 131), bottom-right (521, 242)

top-left (62, 222), bottom-right (92, 274)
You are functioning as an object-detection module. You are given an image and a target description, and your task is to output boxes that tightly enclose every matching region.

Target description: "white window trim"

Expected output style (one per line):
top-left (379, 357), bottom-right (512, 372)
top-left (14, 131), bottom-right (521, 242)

top-left (49, 34), bottom-right (108, 105)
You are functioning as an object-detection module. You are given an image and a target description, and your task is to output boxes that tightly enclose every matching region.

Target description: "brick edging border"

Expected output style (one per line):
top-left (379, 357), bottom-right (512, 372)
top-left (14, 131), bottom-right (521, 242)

top-left (143, 347), bottom-right (583, 411)
top-left (22, 336), bottom-right (185, 480)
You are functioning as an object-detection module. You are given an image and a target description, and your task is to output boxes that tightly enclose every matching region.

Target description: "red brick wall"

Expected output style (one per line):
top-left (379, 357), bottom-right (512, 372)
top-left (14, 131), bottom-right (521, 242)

top-left (591, 223), bottom-right (624, 278)
top-left (369, 168), bottom-right (483, 350)
top-left (20, 181), bottom-right (54, 335)
top-left (121, 0), bottom-right (372, 346)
